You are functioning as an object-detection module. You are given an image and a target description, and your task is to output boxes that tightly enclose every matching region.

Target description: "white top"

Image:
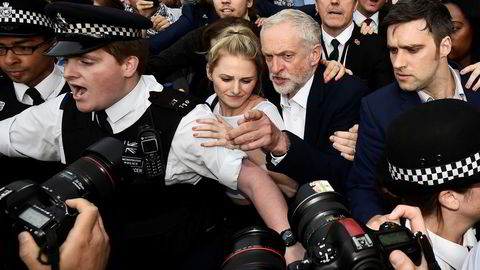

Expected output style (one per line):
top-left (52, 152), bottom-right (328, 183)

top-left (428, 228), bottom-right (477, 270)
top-left (206, 94), bottom-right (285, 130)
top-left (417, 66), bottom-right (467, 103)
top-left (0, 75), bottom-right (246, 190)
top-left (353, 10), bottom-right (379, 34)
top-left (206, 94), bottom-right (284, 198)
top-left (321, 22), bottom-right (355, 65)
top-left (271, 73), bottom-right (315, 166)
top-left (12, 64), bottom-right (66, 105)
top-left (461, 241), bottom-right (480, 270)
top-left (279, 74), bottom-right (314, 140)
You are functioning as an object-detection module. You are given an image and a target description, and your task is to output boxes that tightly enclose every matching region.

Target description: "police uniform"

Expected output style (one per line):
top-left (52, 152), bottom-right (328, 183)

top-left (0, 3), bottom-right (247, 269)
top-left (384, 100), bottom-right (480, 270)
top-left (0, 0), bottom-right (68, 185)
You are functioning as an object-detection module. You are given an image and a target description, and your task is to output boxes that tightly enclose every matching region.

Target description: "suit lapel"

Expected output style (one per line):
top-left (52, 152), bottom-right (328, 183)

top-left (344, 25), bottom-right (361, 69)
top-left (398, 84), bottom-right (422, 110)
top-left (304, 69), bottom-right (325, 142)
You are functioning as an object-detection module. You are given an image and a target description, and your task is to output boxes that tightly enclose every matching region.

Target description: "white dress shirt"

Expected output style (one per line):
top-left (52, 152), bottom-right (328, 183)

top-left (280, 74), bottom-right (314, 139)
top-left (353, 10), bottom-right (379, 34)
top-left (418, 66), bottom-right (467, 103)
top-left (427, 228), bottom-right (477, 270)
top-left (0, 75), bottom-right (246, 190)
top-left (461, 242), bottom-right (480, 270)
top-left (321, 22), bottom-right (355, 65)
top-left (270, 74), bottom-right (315, 165)
top-left (13, 64), bottom-right (66, 104)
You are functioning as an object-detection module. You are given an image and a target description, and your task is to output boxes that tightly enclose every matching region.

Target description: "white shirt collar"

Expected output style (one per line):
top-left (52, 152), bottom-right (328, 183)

top-left (99, 75), bottom-right (163, 133)
top-left (322, 22), bottom-right (355, 47)
top-left (280, 73), bottom-right (314, 109)
top-left (13, 64), bottom-right (64, 103)
top-left (353, 10), bottom-right (379, 28)
top-left (417, 65), bottom-right (466, 103)
top-left (427, 228), bottom-right (477, 270)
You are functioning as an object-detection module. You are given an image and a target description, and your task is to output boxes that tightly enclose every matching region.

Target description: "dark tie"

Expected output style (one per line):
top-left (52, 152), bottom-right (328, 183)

top-left (329, 39), bottom-right (340, 61)
top-left (96, 110), bottom-right (113, 134)
top-left (25, 87), bottom-right (44, 105)
top-left (364, 18), bottom-right (373, 26)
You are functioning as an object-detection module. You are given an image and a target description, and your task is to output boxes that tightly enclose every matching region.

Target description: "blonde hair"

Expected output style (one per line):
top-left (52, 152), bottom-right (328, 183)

top-left (206, 23), bottom-right (264, 96)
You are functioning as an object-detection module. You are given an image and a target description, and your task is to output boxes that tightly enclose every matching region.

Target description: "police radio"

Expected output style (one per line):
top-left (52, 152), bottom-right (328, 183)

top-left (138, 124), bottom-right (165, 180)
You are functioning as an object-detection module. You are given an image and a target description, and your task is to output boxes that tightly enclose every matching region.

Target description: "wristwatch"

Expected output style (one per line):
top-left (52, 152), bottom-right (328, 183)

top-left (280, 229), bottom-right (297, 247)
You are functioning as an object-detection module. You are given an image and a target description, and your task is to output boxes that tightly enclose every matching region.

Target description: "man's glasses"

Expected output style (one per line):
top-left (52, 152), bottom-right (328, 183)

top-left (0, 40), bottom-right (51, 56)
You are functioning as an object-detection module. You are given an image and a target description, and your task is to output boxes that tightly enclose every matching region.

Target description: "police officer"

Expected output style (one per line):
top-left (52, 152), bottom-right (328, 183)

top-left (0, 2), bottom-right (301, 269)
top-left (0, 1), bottom-right (67, 181)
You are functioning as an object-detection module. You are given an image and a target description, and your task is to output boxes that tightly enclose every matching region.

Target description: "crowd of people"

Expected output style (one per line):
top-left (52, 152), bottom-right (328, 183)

top-left (0, 0), bottom-right (480, 269)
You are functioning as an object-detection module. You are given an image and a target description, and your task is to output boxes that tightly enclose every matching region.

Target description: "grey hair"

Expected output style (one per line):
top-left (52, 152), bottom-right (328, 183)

top-left (260, 9), bottom-right (321, 47)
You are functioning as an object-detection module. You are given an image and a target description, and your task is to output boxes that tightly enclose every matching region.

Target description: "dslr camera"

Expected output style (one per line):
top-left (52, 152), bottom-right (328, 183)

top-left (0, 137), bottom-right (125, 259)
top-left (222, 181), bottom-right (425, 270)
top-left (288, 181), bottom-right (422, 270)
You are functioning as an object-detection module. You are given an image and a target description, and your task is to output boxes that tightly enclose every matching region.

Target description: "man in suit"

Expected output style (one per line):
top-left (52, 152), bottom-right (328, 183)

top-left (346, 0), bottom-right (480, 223)
top-left (353, 0), bottom-right (386, 34)
top-left (316, 0), bottom-right (394, 91)
top-left (0, 0), bottom-right (67, 183)
top-left (226, 9), bottom-right (369, 193)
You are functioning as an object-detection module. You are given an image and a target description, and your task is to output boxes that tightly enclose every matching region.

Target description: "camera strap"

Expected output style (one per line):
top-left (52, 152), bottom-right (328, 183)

top-left (37, 230), bottom-right (60, 270)
top-left (414, 231), bottom-right (441, 270)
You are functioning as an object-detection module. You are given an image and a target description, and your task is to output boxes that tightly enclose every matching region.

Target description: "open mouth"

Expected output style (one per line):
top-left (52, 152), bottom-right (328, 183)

top-left (70, 83), bottom-right (88, 99)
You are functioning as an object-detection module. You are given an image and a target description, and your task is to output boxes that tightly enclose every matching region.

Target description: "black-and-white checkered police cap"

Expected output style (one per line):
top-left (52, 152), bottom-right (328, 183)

top-left (44, 2), bottom-right (152, 57)
top-left (0, 0), bottom-right (54, 36)
top-left (384, 99), bottom-right (480, 194)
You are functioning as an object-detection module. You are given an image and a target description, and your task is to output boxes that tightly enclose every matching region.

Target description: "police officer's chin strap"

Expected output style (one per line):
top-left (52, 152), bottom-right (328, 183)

top-left (37, 230), bottom-right (61, 270)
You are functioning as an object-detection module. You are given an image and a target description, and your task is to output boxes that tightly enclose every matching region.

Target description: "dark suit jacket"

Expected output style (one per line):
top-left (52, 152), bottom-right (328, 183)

top-left (342, 25), bottom-right (394, 92)
top-left (266, 65), bottom-right (369, 194)
top-left (347, 74), bottom-right (480, 223)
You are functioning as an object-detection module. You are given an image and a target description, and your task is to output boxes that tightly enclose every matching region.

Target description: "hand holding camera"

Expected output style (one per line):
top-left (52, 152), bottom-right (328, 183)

top-left (18, 198), bottom-right (109, 270)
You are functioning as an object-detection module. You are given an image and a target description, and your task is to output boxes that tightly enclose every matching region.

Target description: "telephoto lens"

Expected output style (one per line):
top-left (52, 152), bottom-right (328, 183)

top-left (288, 181), bottom-right (383, 270)
top-left (222, 226), bottom-right (287, 270)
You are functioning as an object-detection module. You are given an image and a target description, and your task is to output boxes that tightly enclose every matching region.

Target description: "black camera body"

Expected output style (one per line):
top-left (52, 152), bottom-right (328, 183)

top-left (0, 137), bottom-right (125, 254)
top-left (289, 181), bottom-right (422, 270)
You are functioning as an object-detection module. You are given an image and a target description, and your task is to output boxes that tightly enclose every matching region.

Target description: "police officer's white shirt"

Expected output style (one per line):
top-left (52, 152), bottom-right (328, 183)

top-left (461, 242), bottom-right (480, 270)
top-left (0, 75), bottom-right (246, 190)
top-left (353, 11), bottom-right (379, 34)
top-left (418, 66), bottom-right (467, 103)
top-left (13, 64), bottom-right (66, 105)
top-left (427, 228), bottom-right (476, 270)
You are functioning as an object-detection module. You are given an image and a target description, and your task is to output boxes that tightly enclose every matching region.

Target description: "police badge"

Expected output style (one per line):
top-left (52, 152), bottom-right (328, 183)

top-left (0, 2), bottom-right (13, 18)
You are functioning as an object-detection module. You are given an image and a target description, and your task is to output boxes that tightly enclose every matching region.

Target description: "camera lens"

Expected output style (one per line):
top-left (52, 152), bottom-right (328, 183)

top-left (222, 226), bottom-right (286, 270)
top-left (289, 184), bottom-right (350, 247)
top-left (41, 137), bottom-right (125, 204)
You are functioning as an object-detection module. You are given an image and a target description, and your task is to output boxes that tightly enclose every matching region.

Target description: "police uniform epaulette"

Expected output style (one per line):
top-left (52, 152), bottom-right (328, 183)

top-left (149, 89), bottom-right (201, 115)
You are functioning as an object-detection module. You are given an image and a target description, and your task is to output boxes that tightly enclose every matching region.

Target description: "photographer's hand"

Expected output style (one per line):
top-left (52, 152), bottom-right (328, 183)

top-left (387, 205), bottom-right (430, 270)
top-left (18, 198), bottom-right (110, 270)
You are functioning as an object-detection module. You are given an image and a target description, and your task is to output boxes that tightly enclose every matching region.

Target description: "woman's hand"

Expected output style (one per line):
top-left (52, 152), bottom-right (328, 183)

top-left (193, 116), bottom-right (238, 149)
top-left (461, 62), bottom-right (480, 91)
